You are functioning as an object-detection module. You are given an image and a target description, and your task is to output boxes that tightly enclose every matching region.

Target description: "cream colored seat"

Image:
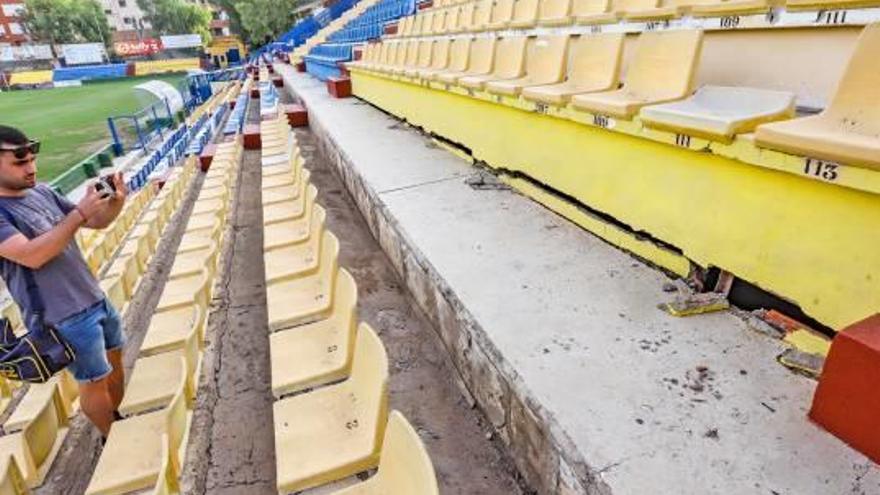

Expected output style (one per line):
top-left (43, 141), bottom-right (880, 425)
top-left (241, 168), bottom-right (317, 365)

top-left (118, 324), bottom-right (200, 417)
top-left (442, 5), bottom-right (461, 32)
top-left (329, 411), bottom-right (439, 495)
top-left (456, 1), bottom-right (477, 31)
top-left (168, 242), bottom-right (220, 281)
top-left (571, 29), bottom-right (703, 119)
top-left (140, 305), bottom-right (206, 357)
top-left (102, 252), bottom-right (141, 300)
top-left (262, 170), bottom-right (298, 190)
top-left (0, 456), bottom-right (28, 495)
top-left (459, 36), bottom-right (527, 90)
top-left (0, 386), bottom-right (68, 488)
top-left (640, 85), bottom-right (795, 140)
top-left (155, 270), bottom-right (212, 313)
top-left (262, 172), bottom-right (311, 205)
top-left (686, 0), bottom-right (772, 16)
top-left (416, 40), bottom-right (451, 79)
top-left (266, 231), bottom-right (339, 331)
top-left (263, 198), bottom-right (319, 250)
top-left (270, 268), bottom-right (358, 397)
top-left (4, 371), bottom-right (79, 433)
top-left (100, 276), bottom-right (128, 317)
top-left (431, 38), bottom-right (474, 83)
top-left (403, 40), bottom-right (434, 78)
top-left (538, 0), bottom-right (574, 24)
top-left (509, 0), bottom-right (540, 28)
top-left (190, 197), bottom-right (226, 216)
top-left (488, 0), bottom-right (515, 28)
top-left (784, 0), bottom-right (876, 10)
top-left (755, 23), bottom-right (880, 170)
top-left (264, 207), bottom-right (326, 284)
top-left (486, 36), bottom-right (569, 96)
top-left (572, 0), bottom-right (615, 23)
top-left (522, 33), bottom-right (622, 105)
top-left (86, 375), bottom-right (189, 495)
top-left (273, 324), bottom-right (388, 493)
top-left (430, 8), bottom-right (447, 34)
top-left (176, 221), bottom-right (222, 254)
top-left (395, 40), bottom-right (429, 77)
top-left (151, 435), bottom-right (180, 495)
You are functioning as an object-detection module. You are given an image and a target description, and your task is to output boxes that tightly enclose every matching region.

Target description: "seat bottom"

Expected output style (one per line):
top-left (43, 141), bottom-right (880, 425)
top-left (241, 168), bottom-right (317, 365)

top-left (755, 115), bottom-right (880, 170)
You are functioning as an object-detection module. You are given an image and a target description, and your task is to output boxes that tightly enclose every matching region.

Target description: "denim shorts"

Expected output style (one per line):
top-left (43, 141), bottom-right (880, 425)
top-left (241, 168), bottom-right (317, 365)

top-left (55, 298), bottom-right (125, 383)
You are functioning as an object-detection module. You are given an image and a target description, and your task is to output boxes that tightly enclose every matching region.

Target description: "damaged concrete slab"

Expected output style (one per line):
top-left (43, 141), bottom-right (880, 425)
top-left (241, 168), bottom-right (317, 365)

top-left (279, 66), bottom-right (880, 495)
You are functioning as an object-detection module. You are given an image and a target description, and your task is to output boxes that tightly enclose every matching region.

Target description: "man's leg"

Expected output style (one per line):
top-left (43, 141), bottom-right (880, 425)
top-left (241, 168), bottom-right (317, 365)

top-left (79, 378), bottom-right (115, 437)
top-left (106, 348), bottom-right (125, 410)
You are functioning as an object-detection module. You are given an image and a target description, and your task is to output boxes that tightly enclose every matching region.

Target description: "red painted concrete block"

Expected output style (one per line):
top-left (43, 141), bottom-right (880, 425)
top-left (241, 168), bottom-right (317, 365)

top-left (384, 23), bottom-right (398, 35)
top-left (283, 104), bottom-right (309, 127)
top-left (809, 314), bottom-right (880, 464)
top-left (327, 77), bottom-right (352, 98)
top-left (296, 61), bottom-right (307, 73)
top-left (243, 124), bottom-right (262, 150)
top-left (268, 64), bottom-right (275, 74)
top-left (199, 144), bottom-right (216, 172)
top-left (418, 0), bottom-right (433, 9)
top-left (272, 76), bottom-right (284, 88)
top-left (250, 87), bottom-right (260, 99)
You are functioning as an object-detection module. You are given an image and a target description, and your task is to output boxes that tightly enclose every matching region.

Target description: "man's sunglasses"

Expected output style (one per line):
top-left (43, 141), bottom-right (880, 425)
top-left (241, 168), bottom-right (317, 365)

top-left (0, 141), bottom-right (40, 160)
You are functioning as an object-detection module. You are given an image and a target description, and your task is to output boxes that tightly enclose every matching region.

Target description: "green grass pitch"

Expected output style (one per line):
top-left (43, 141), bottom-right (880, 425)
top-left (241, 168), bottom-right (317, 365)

top-left (0, 74), bottom-right (186, 181)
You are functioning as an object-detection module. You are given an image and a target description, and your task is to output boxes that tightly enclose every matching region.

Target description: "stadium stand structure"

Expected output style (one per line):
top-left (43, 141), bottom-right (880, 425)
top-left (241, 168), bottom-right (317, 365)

top-left (304, 0), bottom-right (416, 80)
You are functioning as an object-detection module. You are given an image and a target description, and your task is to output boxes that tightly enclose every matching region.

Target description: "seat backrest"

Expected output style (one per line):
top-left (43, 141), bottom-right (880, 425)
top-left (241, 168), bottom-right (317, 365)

top-left (625, 29), bottom-right (703, 100)
top-left (567, 33), bottom-right (623, 90)
top-left (375, 411), bottom-right (439, 494)
top-left (610, 0), bottom-right (656, 13)
top-left (825, 22), bottom-right (880, 134)
top-left (164, 363), bottom-right (189, 462)
top-left (428, 39), bottom-right (452, 70)
top-left (467, 37), bottom-right (497, 75)
top-left (101, 276), bottom-right (128, 312)
top-left (444, 6), bottom-right (461, 32)
top-left (416, 40), bottom-right (433, 68)
top-left (490, 0), bottom-right (515, 24)
top-left (22, 385), bottom-right (66, 474)
top-left (431, 9), bottom-right (447, 33)
top-left (539, 0), bottom-right (572, 20)
top-left (403, 40), bottom-right (420, 66)
top-left (572, 0), bottom-right (610, 15)
top-left (420, 11), bottom-right (435, 34)
top-left (348, 323), bottom-right (390, 451)
top-left (448, 38), bottom-right (472, 72)
top-left (152, 435), bottom-right (180, 495)
top-left (473, 0), bottom-right (494, 28)
top-left (334, 268), bottom-right (359, 367)
top-left (492, 36), bottom-right (528, 79)
top-left (319, 230), bottom-right (340, 283)
top-left (512, 0), bottom-right (540, 23)
top-left (458, 1), bottom-right (476, 29)
top-left (0, 456), bottom-right (27, 495)
top-left (525, 35), bottom-right (569, 83)
top-left (182, 322), bottom-right (201, 396)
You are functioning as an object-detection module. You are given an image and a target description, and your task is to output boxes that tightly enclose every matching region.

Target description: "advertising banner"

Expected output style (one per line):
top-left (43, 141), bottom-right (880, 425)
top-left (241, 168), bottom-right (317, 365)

top-left (0, 44), bottom-right (53, 62)
top-left (114, 38), bottom-right (163, 57)
top-left (60, 43), bottom-right (106, 65)
top-left (160, 34), bottom-right (202, 49)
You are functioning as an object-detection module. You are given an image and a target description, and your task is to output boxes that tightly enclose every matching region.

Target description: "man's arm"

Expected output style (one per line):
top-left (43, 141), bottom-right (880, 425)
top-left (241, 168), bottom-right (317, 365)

top-left (83, 173), bottom-right (128, 230)
top-left (0, 187), bottom-right (109, 269)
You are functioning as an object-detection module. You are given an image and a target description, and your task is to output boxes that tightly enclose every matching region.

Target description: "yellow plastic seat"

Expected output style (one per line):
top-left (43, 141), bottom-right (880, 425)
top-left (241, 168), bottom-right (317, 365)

top-left (538, 0), bottom-right (574, 24)
top-left (329, 411), bottom-right (439, 495)
top-left (263, 187), bottom-right (312, 224)
top-left (459, 36), bottom-right (527, 90)
top-left (623, 0), bottom-right (712, 20)
top-left (0, 386), bottom-right (68, 488)
top-left (387, 41), bottom-right (411, 74)
top-left (486, 36), bottom-right (569, 96)
top-left (140, 305), bottom-right (206, 357)
top-left (784, 0), bottom-right (878, 10)
top-left (262, 170), bottom-right (298, 190)
top-left (117, 235), bottom-right (152, 274)
top-left (754, 23), bottom-right (880, 170)
top-left (168, 242), bottom-right (219, 281)
top-left (150, 435), bottom-right (180, 495)
top-left (264, 207), bottom-right (326, 284)
top-left (263, 197), bottom-right (320, 249)
top-left (190, 197), bottom-right (226, 216)
top-left (129, 220), bottom-right (160, 254)
top-left (0, 456), bottom-right (28, 495)
top-left (262, 172), bottom-right (309, 207)
top-left (100, 276), bottom-right (129, 317)
top-left (86, 374), bottom-right (190, 495)
top-left (118, 324), bottom-right (200, 417)
top-left (430, 8), bottom-right (447, 34)
top-left (417, 11), bottom-right (435, 36)
top-left (368, 42), bottom-right (399, 73)
top-left (509, 0), bottom-right (540, 27)
top-left (185, 211), bottom-right (223, 235)
top-left (429, 38), bottom-right (472, 82)
top-left (456, 1), bottom-right (477, 31)
top-left (273, 323), bottom-right (389, 493)
top-left (102, 253), bottom-right (141, 300)
top-left (688, 0), bottom-right (772, 16)
top-left (488, 0), bottom-right (515, 28)
top-left (470, 0), bottom-right (496, 30)
top-left (176, 221), bottom-right (222, 255)
top-left (522, 33), bottom-right (622, 105)
top-left (155, 271), bottom-right (212, 313)
top-left (197, 186), bottom-right (228, 202)
top-left (266, 231), bottom-right (339, 331)
top-left (442, 5), bottom-right (461, 32)
top-left (571, 29), bottom-right (703, 119)
top-left (640, 85), bottom-right (796, 141)
top-left (4, 371), bottom-right (79, 433)
top-left (572, 0), bottom-right (615, 23)
top-left (403, 40), bottom-right (434, 78)
top-left (270, 268), bottom-right (358, 397)
top-left (395, 40), bottom-right (428, 76)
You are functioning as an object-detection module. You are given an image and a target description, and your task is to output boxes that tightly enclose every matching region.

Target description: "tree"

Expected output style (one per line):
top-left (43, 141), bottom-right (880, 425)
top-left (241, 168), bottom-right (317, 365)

top-left (137, 0), bottom-right (213, 43)
top-left (23, 0), bottom-right (111, 46)
top-left (234, 0), bottom-right (300, 46)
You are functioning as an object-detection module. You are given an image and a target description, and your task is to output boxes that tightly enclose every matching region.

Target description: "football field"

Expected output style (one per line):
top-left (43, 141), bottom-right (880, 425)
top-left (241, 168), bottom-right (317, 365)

top-left (0, 74), bottom-right (185, 181)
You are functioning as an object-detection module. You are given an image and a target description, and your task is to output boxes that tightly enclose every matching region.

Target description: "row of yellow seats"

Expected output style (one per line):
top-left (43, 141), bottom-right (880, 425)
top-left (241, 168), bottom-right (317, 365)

top-left (254, 115), bottom-right (440, 494)
top-left (85, 139), bottom-right (243, 495)
top-left (397, 0), bottom-right (875, 34)
top-left (0, 163), bottom-right (198, 494)
top-left (354, 24), bottom-right (880, 169)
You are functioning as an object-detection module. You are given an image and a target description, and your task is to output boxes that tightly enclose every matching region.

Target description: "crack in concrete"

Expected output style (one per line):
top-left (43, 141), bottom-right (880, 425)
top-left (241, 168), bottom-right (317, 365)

top-left (377, 174), bottom-right (464, 195)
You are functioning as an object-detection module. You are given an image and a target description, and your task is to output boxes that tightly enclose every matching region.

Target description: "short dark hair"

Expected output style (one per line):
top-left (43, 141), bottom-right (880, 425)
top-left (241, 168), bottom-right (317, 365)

top-left (0, 126), bottom-right (29, 148)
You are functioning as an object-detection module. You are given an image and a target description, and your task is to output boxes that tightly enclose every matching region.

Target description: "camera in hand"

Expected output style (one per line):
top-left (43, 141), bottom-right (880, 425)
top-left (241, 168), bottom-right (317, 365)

top-left (95, 175), bottom-right (117, 199)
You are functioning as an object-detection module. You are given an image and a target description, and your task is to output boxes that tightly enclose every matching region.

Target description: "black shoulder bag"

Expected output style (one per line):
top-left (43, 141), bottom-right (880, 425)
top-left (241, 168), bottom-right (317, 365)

top-left (0, 205), bottom-right (76, 383)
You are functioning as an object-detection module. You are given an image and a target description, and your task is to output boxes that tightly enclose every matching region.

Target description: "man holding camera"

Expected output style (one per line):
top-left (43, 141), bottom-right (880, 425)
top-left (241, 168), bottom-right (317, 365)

top-left (0, 125), bottom-right (127, 438)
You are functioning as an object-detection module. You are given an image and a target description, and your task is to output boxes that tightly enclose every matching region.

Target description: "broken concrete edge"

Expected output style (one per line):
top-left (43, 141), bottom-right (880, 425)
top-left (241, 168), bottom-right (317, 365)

top-left (303, 99), bottom-right (611, 495)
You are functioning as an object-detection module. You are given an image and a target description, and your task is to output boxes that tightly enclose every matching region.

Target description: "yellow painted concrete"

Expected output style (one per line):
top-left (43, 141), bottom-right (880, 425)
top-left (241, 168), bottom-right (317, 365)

top-left (351, 70), bottom-right (880, 330)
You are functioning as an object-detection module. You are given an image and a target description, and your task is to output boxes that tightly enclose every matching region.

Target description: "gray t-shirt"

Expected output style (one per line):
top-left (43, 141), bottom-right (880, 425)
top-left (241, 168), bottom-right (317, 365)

top-left (0, 184), bottom-right (103, 328)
